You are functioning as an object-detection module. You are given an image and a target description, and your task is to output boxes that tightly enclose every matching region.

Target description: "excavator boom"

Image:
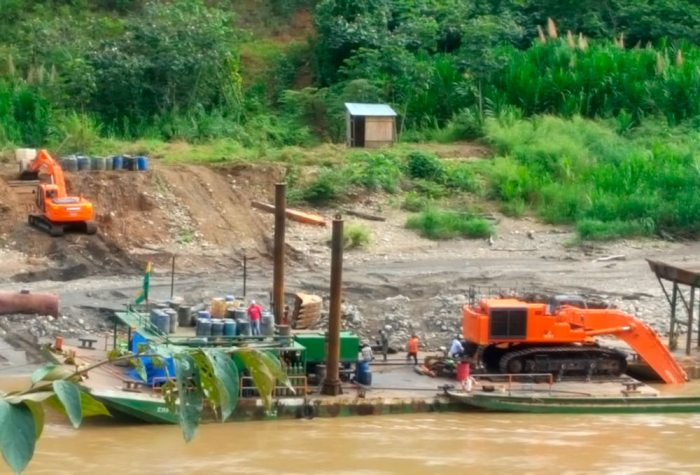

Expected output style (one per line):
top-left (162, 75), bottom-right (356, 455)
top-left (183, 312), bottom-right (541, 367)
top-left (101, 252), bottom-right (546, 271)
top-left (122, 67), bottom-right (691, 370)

top-left (558, 306), bottom-right (687, 384)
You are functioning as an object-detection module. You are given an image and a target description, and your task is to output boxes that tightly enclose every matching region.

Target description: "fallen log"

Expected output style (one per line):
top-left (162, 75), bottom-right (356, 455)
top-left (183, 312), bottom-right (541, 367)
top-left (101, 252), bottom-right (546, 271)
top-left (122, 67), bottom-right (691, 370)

top-left (0, 291), bottom-right (59, 317)
top-left (342, 208), bottom-right (386, 222)
top-left (251, 201), bottom-right (326, 226)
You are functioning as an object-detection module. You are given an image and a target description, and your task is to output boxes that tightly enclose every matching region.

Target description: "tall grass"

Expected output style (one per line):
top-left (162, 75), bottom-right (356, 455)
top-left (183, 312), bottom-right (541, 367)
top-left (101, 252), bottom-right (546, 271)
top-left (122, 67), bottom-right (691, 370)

top-left (483, 115), bottom-right (700, 239)
top-left (486, 38), bottom-right (700, 124)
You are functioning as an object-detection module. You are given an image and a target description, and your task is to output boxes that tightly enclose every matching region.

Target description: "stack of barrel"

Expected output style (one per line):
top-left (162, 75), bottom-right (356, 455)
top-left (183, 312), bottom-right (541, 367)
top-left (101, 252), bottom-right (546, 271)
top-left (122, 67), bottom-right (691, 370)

top-left (194, 296), bottom-right (275, 339)
top-left (59, 154), bottom-right (149, 172)
top-left (149, 303), bottom-right (179, 335)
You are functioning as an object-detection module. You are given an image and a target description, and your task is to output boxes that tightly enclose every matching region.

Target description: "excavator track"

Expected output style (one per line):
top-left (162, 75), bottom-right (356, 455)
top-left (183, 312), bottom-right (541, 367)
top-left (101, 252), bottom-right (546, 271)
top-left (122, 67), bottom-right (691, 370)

top-left (29, 214), bottom-right (64, 237)
top-left (498, 345), bottom-right (628, 377)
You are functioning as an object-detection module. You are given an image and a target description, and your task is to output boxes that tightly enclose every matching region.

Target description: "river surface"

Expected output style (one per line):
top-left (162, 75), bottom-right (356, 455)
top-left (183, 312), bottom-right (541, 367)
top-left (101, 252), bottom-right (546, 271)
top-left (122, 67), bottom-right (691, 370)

top-left (3, 377), bottom-right (700, 475)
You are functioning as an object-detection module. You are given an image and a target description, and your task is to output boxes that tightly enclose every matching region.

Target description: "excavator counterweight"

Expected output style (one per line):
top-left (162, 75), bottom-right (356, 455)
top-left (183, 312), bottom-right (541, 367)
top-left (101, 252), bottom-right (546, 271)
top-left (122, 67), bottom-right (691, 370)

top-left (21, 149), bottom-right (97, 236)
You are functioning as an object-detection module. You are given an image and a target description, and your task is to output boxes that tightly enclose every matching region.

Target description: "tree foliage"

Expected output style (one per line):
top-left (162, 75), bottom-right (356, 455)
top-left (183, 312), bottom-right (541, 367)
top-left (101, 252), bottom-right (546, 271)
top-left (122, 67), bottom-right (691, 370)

top-left (0, 347), bottom-right (284, 473)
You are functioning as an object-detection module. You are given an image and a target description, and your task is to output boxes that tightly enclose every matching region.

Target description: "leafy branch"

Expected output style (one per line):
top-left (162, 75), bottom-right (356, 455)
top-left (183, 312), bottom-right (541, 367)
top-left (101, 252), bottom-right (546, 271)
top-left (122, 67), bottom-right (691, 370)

top-left (0, 347), bottom-right (289, 474)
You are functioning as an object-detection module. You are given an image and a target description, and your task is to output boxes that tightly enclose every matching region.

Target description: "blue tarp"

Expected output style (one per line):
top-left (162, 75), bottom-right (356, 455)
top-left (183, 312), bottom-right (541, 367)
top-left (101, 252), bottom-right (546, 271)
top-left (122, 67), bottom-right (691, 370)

top-left (128, 332), bottom-right (175, 385)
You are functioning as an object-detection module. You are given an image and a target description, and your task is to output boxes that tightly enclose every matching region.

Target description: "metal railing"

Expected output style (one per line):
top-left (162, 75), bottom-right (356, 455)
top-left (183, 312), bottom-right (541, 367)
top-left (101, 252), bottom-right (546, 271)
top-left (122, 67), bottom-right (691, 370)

top-left (239, 375), bottom-right (308, 398)
top-left (470, 373), bottom-right (554, 396)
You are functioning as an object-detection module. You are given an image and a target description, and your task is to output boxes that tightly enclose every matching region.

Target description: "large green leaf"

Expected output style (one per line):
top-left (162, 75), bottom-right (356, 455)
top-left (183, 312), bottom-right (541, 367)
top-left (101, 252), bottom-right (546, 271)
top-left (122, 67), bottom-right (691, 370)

top-left (22, 401), bottom-right (45, 441)
top-left (0, 399), bottom-right (36, 474)
top-left (79, 392), bottom-right (110, 418)
top-left (30, 364), bottom-right (74, 384)
top-left (190, 350), bottom-right (220, 419)
top-left (173, 353), bottom-right (204, 442)
top-left (204, 349), bottom-right (239, 422)
top-left (30, 364), bottom-right (57, 384)
top-left (238, 349), bottom-right (278, 409)
top-left (52, 381), bottom-right (82, 428)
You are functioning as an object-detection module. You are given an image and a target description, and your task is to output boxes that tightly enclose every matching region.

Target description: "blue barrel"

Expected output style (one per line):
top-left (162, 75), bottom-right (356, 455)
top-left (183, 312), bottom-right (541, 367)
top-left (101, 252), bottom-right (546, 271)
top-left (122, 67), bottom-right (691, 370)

top-left (211, 320), bottom-right (224, 336)
top-left (236, 320), bottom-right (251, 336)
top-left (356, 361), bottom-right (371, 386)
top-left (112, 155), bottom-right (123, 170)
top-left (198, 310), bottom-right (210, 319)
top-left (223, 319), bottom-right (236, 336)
top-left (150, 310), bottom-right (170, 334)
top-left (196, 318), bottom-right (212, 337)
top-left (136, 156), bottom-right (149, 171)
top-left (77, 156), bottom-right (90, 171)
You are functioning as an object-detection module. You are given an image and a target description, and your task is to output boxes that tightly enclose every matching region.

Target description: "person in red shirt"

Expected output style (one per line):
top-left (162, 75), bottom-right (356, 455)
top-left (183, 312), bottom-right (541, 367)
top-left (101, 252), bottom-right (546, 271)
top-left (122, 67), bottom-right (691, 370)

top-left (247, 300), bottom-right (263, 336)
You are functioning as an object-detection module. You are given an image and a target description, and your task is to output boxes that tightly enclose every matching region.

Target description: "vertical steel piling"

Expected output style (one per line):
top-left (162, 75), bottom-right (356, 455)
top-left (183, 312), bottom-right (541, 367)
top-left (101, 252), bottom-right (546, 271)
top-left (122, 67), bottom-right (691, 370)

top-left (322, 214), bottom-right (344, 396)
top-left (273, 183), bottom-right (286, 325)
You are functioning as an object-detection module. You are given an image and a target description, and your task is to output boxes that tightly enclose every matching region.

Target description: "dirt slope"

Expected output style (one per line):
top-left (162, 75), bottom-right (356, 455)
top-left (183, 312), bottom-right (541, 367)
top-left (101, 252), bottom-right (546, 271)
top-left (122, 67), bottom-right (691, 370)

top-left (0, 161), bottom-right (289, 280)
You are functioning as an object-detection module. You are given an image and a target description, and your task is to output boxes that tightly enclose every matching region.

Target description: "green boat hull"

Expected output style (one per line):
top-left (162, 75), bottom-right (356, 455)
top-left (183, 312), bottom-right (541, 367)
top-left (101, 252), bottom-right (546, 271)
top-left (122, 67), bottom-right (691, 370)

top-left (449, 391), bottom-right (700, 414)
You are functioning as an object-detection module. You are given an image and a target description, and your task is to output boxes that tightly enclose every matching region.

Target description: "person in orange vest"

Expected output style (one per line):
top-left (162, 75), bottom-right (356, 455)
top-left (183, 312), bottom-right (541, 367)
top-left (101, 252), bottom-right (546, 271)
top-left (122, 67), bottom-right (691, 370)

top-left (406, 334), bottom-right (419, 365)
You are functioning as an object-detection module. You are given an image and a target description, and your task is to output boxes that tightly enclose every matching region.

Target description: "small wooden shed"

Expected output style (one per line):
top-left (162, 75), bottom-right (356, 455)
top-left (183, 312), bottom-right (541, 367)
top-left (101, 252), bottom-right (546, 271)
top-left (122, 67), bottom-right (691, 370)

top-left (345, 103), bottom-right (397, 148)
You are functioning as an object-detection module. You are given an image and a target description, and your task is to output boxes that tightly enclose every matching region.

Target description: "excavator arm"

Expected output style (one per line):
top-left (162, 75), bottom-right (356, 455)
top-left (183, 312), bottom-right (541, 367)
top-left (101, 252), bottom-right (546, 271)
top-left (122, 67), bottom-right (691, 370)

top-left (558, 307), bottom-right (687, 384)
top-left (24, 149), bottom-right (67, 197)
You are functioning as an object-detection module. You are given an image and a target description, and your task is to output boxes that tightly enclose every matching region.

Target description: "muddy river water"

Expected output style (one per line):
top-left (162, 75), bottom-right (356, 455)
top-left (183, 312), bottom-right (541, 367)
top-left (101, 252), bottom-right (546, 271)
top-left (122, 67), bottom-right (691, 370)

top-left (2, 377), bottom-right (700, 475)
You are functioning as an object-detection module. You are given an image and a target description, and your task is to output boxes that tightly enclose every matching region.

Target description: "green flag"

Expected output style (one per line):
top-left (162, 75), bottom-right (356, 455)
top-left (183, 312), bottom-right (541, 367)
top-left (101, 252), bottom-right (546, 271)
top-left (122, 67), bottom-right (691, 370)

top-left (134, 261), bottom-right (152, 304)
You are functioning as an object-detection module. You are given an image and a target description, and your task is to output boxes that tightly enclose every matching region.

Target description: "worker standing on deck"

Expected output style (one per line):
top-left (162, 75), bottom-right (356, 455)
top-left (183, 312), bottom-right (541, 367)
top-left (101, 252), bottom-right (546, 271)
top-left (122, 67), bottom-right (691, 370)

top-left (360, 341), bottom-right (374, 362)
top-left (379, 329), bottom-right (389, 361)
top-left (448, 336), bottom-right (464, 359)
top-left (406, 334), bottom-right (419, 365)
top-left (247, 300), bottom-right (263, 336)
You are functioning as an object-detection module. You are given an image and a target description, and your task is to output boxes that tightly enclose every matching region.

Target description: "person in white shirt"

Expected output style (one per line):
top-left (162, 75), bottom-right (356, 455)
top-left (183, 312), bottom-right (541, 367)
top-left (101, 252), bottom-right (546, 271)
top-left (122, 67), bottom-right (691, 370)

top-left (448, 336), bottom-right (464, 358)
top-left (360, 342), bottom-right (374, 362)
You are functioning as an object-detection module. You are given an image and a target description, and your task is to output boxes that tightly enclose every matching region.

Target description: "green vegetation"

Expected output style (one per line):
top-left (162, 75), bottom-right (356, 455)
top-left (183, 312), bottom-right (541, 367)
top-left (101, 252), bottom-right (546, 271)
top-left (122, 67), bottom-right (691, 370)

top-left (344, 223), bottom-right (371, 249)
top-left (406, 209), bottom-right (493, 240)
top-left (0, 347), bottom-right (285, 474)
top-left (1, 0), bottom-right (699, 240)
top-left (482, 116), bottom-right (700, 239)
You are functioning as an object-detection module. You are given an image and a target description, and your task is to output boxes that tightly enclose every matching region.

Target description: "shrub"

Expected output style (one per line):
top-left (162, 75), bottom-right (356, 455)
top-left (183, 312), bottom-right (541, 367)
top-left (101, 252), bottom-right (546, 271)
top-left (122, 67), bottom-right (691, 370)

top-left (406, 150), bottom-right (444, 181)
top-left (301, 168), bottom-right (347, 204)
top-left (576, 219), bottom-right (655, 241)
top-left (401, 192), bottom-right (429, 212)
top-left (348, 152), bottom-right (402, 193)
top-left (406, 209), bottom-right (493, 239)
top-left (344, 223), bottom-right (371, 249)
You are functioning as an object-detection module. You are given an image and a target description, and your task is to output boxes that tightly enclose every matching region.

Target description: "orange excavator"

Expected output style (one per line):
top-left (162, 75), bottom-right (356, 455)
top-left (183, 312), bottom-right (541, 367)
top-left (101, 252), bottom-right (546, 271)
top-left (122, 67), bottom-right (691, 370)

top-left (462, 295), bottom-right (687, 384)
top-left (21, 149), bottom-right (97, 236)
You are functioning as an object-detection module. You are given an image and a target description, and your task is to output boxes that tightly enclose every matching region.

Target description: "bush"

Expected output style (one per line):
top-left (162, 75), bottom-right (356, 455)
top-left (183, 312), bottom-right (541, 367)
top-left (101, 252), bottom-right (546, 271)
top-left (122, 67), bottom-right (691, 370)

top-left (344, 223), bottom-right (371, 249)
top-left (300, 168), bottom-right (347, 204)
top-left (401, 192), bottom-right (429, 212)
top-left (406, 209), bottom-right (493, 239)
top-left (348, 152), bottom-right (402, 193)
top-left (406, 151), bottom-right (444, 181)
top-left (576, 219), bottom-right (655, 241)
